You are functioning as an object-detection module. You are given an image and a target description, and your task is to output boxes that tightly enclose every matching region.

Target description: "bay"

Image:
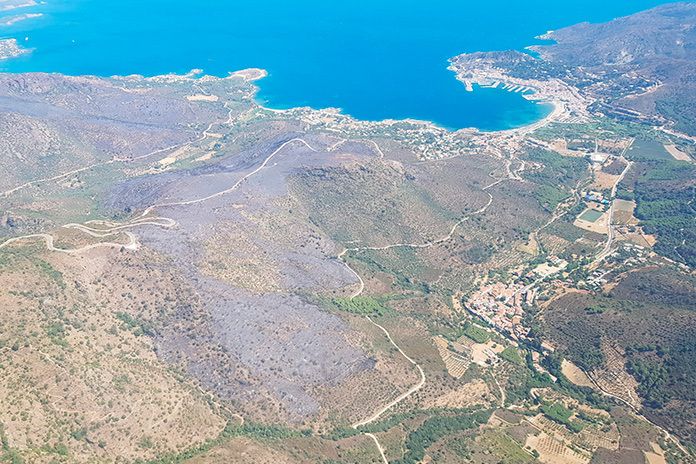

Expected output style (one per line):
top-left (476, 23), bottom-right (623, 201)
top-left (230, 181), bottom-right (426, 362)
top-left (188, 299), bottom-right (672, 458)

top-left (0, 0), bottom-right (669, 130)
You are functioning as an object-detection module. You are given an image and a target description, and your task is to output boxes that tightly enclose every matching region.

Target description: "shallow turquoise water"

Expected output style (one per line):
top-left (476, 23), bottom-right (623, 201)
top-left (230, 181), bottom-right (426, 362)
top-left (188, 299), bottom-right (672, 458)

top-left (0, 0), bottom-right (669, 130)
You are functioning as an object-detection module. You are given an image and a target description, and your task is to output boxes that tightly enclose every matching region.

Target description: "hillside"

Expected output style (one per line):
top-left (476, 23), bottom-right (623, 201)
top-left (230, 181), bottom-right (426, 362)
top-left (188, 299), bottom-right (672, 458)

top-left (532, 2), bottom-right (696, 134)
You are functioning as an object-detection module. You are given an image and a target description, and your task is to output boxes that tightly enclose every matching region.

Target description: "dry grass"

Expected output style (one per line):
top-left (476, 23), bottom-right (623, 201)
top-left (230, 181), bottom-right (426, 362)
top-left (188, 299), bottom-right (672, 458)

top-left (590, 171), bottom-right (620, 191)
top-left (664, 144), bottom-right (692, 161)
top-left (426, 379), bottom-right (493, 410)
top-left (561, 360), bottom-right (593, 388)
top-left (525, 431), bottom-right (590, 464)
top-left (0, 245), bottom-right (227, 462)
top-left (312, 315), bottom-right (418, 427)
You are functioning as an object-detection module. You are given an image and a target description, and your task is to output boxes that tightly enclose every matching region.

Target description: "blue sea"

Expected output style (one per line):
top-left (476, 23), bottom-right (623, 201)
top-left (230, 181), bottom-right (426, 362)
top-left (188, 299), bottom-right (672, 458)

top-left (0, 0), bottom-right (670, 130)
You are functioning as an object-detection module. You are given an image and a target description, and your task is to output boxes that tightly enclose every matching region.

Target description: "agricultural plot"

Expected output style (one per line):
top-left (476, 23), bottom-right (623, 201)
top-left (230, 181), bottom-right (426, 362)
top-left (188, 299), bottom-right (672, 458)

top-left (427, 378), bottom-right (493, 410)
top-left (463, 324), bottom-right (491, 343)
top-left (612, 199), bottom-right (637, 225)
top-left (534, 414), bottom-right (619, 453)
top-left (625, 139), bottom-right (673, 160)
top-left (663, 144), bottom-right (692, 161)
top-left (538, 232), bottom-right (573, 255)
top-left (561, 360), bottom-right (593, 388)
top-left (602, 158), bottom-right (628, 175)
top-left (526, 430), bottom-right (590, 464)
top-left (478, 428), bottom-right (535, 463)
top-left (589, 170), bottom-right (620, 191)
top-left (433, 336), bottom-right (471, 379)
top-left (467, 339), bottom-right (505, 366)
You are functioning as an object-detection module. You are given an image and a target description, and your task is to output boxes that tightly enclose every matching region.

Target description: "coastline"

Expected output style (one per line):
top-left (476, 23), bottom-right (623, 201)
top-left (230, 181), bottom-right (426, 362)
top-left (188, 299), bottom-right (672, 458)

top-left (0, 0), bottom-right (676, 142)
top-left (448, 52), bottom-right (593, 136)
top-left (0, 0), bottom-right (42, 59)
top-left (111, 62), bottom-right (564, 161)
top-left (252, 67), bottom-right (557, 137)
top-left (0, 62), bottom-right (572, 164)
top-left (0, 0), bottom-right (559, 138)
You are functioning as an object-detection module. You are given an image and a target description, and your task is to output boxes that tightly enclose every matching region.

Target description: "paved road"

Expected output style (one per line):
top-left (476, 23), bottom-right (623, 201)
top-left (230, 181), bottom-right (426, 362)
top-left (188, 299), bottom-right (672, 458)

top-left (595, 149), bottom-right (633, 263)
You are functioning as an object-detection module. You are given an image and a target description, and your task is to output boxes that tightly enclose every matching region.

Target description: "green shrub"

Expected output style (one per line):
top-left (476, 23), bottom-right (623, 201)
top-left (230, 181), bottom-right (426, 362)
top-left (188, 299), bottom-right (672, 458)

top-left (463, 325), bottom-right (489, 344)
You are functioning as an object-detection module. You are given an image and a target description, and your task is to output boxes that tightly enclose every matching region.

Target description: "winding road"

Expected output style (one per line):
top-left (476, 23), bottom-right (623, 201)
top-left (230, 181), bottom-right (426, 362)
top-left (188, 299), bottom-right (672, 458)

top-left (0, 131), bottom-right (413, 462)
top-left (0, 231), bottom-right (137, 254)
top-left (0, 127), bottom-right (554, 463)
top-left (142, 137), bottom-right (317, 215)
top-left (337, 175), bottom-right (502, 301)
top-left (0, 216), bottom-right (177, 254)
top-left (338, 163), bottom-right (516, 462)
top-left (352, 317), bottom-right (426, 430)
top-left (580, 365), bottom-right (688, 455)
top-left (347, 316), bottom-right (425, 464)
